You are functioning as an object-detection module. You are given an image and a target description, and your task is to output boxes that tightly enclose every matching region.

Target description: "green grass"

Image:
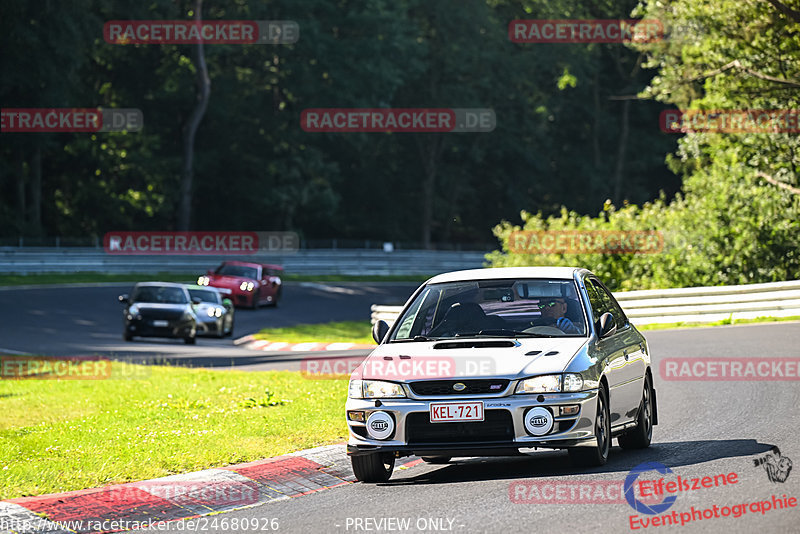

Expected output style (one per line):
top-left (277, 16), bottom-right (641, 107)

top-left (253, 320), bottom-right (375, 345)
top-left (0, 363), bottom-right (348, 499)
top-left (0, 272), bottom-right (430, 286)
top-left (635, 315), bottom-right (800, 331)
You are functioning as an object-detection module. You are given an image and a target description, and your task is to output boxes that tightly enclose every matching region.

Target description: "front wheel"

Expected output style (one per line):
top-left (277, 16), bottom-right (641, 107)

top-left (569, 386), bottom-right (610, 467)
top-left (618, 375), bottom-right (654, 449)
top-left (351, 453), bottom-right (395, 482)
top-left (184, 334), bottom-right (196, 345)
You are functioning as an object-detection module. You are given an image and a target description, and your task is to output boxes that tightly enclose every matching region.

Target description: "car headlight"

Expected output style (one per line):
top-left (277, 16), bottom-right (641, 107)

top-left (515, 373), bottom-right (585, 394)
top-left (206, 307), bottom-right (217, 317)
top-left (197, 276), bottom-right (210, 286)
top-left (563, 373), bottom-right (584, 392)
top-left (348, 379), bottom-right (364, 399)
top-left (348, 379), bottom-right (406, 399)
top-left (247, 282), bottom-right (254, 291)
top-left (239, 281), bottom-right (255, 291)
top-left (516, 375), bottom-right (561, 394)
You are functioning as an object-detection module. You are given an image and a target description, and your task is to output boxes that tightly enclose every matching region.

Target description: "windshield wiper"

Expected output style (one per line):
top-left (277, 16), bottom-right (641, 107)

top-left (390, 335), bottom-right (441, 343)
top-left (455, 329), bottom-right (551, 338)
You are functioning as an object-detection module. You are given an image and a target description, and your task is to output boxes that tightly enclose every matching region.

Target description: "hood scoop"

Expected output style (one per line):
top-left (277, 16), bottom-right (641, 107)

top-left (525, 350), bottom-right (559, 356)
top-left (433, 340), bottom-right (517, 350)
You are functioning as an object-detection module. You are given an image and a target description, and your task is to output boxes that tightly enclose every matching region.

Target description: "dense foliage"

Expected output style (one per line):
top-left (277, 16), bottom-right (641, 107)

top-left (1, 0), bottom-right (677, 246)
top-left (488, 0), bottom-right (800, 289)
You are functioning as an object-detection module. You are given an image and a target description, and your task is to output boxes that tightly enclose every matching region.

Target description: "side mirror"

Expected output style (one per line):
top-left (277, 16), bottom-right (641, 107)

top-left (118, 294), bottom-right (129, 304)
top-left (372, 320), bottom-right (390, 344)
top-left (222, 298), bottom-right (233, 309)
top-left (191, 297), bottom-right (202, 305)
top-left (596, 312), bottom-right (617, 339)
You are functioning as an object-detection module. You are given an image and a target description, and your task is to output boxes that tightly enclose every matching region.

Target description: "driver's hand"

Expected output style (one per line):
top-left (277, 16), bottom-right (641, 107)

top-left (556, 317), bottom-right (577, 333)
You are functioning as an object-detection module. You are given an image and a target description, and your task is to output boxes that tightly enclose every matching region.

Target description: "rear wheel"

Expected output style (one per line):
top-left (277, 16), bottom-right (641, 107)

top-left (123, 332), bottom-right (133, 341)
top-left (618, 375), bottom-right (654, 449)
top-left (351, 453), bottom-right (395, 482)
top-left (569, 386), bottom-right (610, 467)
top-left (421, 456), bottom-right (451, 464)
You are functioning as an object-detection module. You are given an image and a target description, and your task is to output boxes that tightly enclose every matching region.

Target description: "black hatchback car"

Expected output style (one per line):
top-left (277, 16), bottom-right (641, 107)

top-left (119, 282), bottom-right (199, 344)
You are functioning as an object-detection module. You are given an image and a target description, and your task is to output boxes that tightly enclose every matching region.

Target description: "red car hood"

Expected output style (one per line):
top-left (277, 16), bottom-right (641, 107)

top-left (208, 275), bottom-right (254, 289)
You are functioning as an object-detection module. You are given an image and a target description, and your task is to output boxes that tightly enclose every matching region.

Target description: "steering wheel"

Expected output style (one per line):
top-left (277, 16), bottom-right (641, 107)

top-left (523, 325), bottom-right (564, 335)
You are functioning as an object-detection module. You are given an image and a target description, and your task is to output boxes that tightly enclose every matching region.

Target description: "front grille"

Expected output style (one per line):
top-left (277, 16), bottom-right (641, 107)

top-left (409, 379), bottom-right (510, 396)
top-left (139, 309), bottom-right (183, 320)
top-left (407, 410), bottom-right (514, 444)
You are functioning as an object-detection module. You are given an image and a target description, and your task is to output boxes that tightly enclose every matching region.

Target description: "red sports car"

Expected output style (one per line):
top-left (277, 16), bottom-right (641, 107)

top-left (197, 261), bottom-right (283, 309)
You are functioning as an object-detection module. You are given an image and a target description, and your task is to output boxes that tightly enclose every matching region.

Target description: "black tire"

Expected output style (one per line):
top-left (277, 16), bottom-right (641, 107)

top-left (421, 456), bottom-right (451, 464)
top-left (123, 332), bottom-right (133, 341)
top-left (184, 334), bottom-right (196, 345)
top-left (351, 453), bottom-right (395, 483)
top-left (569, 385), bottom-right (610, 467)
top-left (618, 374), bottom-right (654, 449)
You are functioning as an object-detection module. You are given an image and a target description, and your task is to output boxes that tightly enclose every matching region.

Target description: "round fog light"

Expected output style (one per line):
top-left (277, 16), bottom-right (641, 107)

top-left (524, 407), bottom-right (554, 436)
top-left (366, 411), bottom-right (394, 440)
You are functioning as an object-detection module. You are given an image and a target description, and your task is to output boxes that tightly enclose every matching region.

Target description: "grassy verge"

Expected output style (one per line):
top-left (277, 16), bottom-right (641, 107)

top-left (0, 272), bottom-right (430, 286)
top-left (0, 363), bottom-right (347, 499)
top-left (252, 321), bottom-right (374, 345)
top-left (635, 315), bottom-right (800, 331)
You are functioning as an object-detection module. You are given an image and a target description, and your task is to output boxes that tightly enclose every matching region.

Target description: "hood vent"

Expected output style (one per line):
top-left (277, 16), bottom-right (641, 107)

top-left (433, 340), bottom-right (516, 350)
top-left (545, 351), bottom-right (559, 356)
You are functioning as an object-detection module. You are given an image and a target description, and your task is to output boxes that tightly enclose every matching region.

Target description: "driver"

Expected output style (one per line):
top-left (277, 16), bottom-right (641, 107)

top-left (537, 297), bottom-right (581, 334)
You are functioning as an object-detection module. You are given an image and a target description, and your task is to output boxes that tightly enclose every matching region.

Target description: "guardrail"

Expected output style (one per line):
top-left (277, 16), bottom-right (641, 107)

top-left (370, 279), bottom-right (800, 327)
top-left (0, 248), bottom-right (488, 276)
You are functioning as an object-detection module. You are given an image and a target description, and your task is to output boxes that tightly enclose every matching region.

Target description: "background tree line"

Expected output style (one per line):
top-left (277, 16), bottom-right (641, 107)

top-left (489, 0), bottom-right (800, 289)
top-left (1, 0), bottom-right (678, 248)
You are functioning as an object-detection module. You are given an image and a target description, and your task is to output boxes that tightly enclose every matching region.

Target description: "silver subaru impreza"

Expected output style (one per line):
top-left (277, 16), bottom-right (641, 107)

top-left (346, 267), bottom-right (657, 482)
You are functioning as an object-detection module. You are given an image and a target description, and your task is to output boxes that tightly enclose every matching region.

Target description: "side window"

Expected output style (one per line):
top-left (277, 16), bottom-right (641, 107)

top-left (590, 279), bottom-right (628, 329)
top-left (584, 280), bottom-right (608, 324)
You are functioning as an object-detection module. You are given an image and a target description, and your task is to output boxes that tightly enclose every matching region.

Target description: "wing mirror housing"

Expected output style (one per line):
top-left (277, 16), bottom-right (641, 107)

top-left (596, 312), bottom-right (617, 339)
top-left (372, 320), bottom-right (390, 344)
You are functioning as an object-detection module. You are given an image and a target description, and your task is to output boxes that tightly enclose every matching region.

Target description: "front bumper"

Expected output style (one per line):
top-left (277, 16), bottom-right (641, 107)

top-left (125, 318), bottom-right (194, 338)
top-left (345, 389), bottom-right (599, 457)
top-left (196, 317), bottom-right (223, 336)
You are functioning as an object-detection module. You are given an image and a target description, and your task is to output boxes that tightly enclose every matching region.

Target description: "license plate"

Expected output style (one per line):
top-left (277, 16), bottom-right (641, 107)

top-left (152, 320), bottom-right (169, 327)
top-left (430, 401), bottom-right (484, 423)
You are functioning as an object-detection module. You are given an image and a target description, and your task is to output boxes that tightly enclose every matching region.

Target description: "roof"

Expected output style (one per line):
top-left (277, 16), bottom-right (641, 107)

top-left (220, 260), bottom-right (284, 270)
top-left (426, 266), bottom-right (587, 285)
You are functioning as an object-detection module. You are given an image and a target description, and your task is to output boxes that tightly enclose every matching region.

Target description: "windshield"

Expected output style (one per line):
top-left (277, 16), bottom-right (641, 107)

top-left (132, 286), bottom-right (188, 305)
top-left (216, 264), bottom-right (258, 279)
top-left (389, 278), bottom-right (587, 340)
top-left (187, 288), bottom-right (221, 304)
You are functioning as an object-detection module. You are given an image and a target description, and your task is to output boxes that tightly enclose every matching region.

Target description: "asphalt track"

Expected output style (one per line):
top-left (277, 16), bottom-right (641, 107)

top-left (0, 281), bottom-right (419, 370)
top-left (2, 284), bottom-right (799, 533)
top-left (129, 322), bottom-right (799, 534)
